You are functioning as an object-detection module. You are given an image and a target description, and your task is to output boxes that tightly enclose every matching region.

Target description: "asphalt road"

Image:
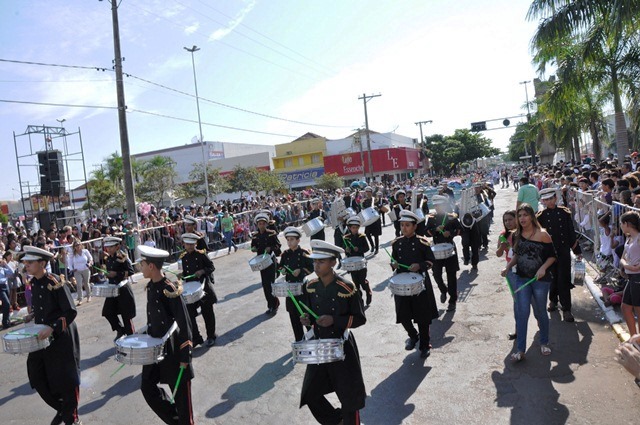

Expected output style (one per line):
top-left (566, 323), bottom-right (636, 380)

top-left (1, 188), bottom-right (639, 424)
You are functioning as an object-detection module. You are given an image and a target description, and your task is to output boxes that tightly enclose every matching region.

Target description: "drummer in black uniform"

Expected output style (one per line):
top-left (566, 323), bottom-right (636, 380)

top-left (182, 216), bottom-right (208, 252)
top-left (102, 236), bottom-right (136, 340)
top-left (536, 187), bottom-right (582, 322)
top-left (391, 210), bottom-right (439, 358)
top-left (307, 198), bottom-right (327, 241)
top-left (277, 226), bottom-right (314, 341)
top-left (343, 187), bottom-right (361, 213)
top-left (137, 245), bottom-right (194, 425)
top-left (299, 240), bottom-right (366, 425)
top-left (180, 232), bottom-right (217, 347)
top-left (22, 246), bottom-right (81, 425)
top-left (361, 186), bottom-right (381, 254)
top-left (344, 216), bottom-right (372, 306)
top-left (392, 190), bottom-right (410, 237)
top-left (251, 213), bottom-right (281, 315)
top-left (426, 195), bottom-right (462, 312)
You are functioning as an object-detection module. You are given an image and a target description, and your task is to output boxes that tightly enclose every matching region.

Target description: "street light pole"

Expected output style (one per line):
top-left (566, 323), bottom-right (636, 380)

top-left (520, 80), bottom-right (535, 166)
top-left (184, 45), bottom-right (210, 203)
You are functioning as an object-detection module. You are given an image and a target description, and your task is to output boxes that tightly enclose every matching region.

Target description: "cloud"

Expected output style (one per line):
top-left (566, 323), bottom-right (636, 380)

top-left (208, 0), bottom-right (256, 42)
top-left (184, 22), bottom-right (200, 35)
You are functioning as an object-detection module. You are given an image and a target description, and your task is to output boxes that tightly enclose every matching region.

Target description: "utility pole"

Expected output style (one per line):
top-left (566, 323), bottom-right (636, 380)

top-left (108, 0), bottom-right (138, 226)
top-left (414, 120), bottom-right (432, 146)
top-left (184, 45), bottom-right (210, 203)
top-left (520, 80), bottom-right (535, 166)
top-left (353, 130), bottom-right (365, 181)
top-left (358, 93), bottom-right (381, 181)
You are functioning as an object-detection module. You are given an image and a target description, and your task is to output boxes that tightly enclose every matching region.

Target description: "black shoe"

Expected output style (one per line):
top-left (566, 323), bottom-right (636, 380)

top-left (547, 302), bottom-right (557, 312)
top-left (205, 337), bottom-right (216, 347)
top-left (114, 328), bottom-right (125, 342)
top-left (508, 332), bottom-right (517, 340)
top-left (374, 249), bottom-right (379, 255)
top-left (50, 412), bottom-right (63, 425)
top-left (440, 292), bottom-right (447, 303)
top-left (471, 265), bottom-right (478, 272)
top-left (234, 246), bottom-right (238, 252)
top-left (563, 311), bottom-right (575, 322)
top-left (366, 293), bottom-right (372, 306)
top-left (420, 347), bottom-right (431, 358)
top-left (193, 336), bottom-right (204, 347)
top-left (446, 303), bottom-right (456, 312)
top-left (405, 335), bottom-right (419, 350)
top-left (463, 259), bottom-right (469, 266)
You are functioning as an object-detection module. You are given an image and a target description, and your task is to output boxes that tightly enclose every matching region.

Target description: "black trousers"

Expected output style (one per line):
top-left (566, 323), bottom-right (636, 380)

top-left (260, 263), bottom-right (279, 309)
top-left (141, 372), bottom-right (193, 425)
top-left (394, 221), bottom-right (401, 237)
top-left (29, 363), bottom-right (79, 424)
top-left (106, 314), bottom-right (135, 335)
top-left (187, 302), bottom-right (216, 341)
top-left (401, 320), bottom-right (431, 350)
top-left (366, 234), bottom-right (379, 252)
top-left (307, 395), bottom-right (360, 425)
top-left (349, 269), bottom-right (371, 303)
top-left (549, 248), bottom-right (573, 311)
top-left (432, 258), bottom-right (458, 303)
top-left (461, 226), bottom-right (481, 266)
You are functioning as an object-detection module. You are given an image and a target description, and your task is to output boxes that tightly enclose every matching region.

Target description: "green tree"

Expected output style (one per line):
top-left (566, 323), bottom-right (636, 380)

top-left (423, 130), bottom-right (500, 174)
top-left (315, 172), bottom-right (343, 190)
top-left (528, 0), bottom-right (640, 160)
top-left (136, 156), bottom-right (177, 206)
top-left (258, 169), bottom-right (286, 195)
top-left (228, 165), bottom-right (261, 197)
top-left (83, 168), bottom-right (124, 216)
top-left (104, 151), bottom-right (144, 188)
top-left (184, 163), bottom-right (230, 200)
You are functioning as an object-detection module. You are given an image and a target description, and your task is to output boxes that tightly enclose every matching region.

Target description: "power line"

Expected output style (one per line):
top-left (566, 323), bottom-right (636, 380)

top-left (0, 99), bottom-right (118, 110)
top-left (0, 79), bottom-right (113, 83)
top-left (0, 58), bottom-right (109, 72)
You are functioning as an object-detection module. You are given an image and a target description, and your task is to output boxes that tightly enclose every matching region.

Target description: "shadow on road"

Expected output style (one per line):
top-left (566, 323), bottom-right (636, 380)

top-left (81, 347), bottom-right (114, 370)
top-left (0, 382), bottom-right (33, 407)
top-left (491, 310), bottom-right (594, 424)
top-left (218, 282), bottom-right (262, 304)
top-left (79, 375), bottom-right (139, 415)
top-left (205, 352), bottom-right (294, 418)
top-left (363, 356), bottom-right (431, 425)
top-left (216, 313), bottom-right (273, 346)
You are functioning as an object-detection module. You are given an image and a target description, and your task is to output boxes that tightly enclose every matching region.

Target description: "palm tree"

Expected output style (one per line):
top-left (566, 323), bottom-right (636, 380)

top-left (528, 0), bottom-right (640, 160)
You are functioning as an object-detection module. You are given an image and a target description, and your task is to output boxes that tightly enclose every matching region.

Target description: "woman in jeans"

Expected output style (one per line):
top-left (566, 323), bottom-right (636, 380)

top-left (501, 203), bottom-right (556, 362)
top-left (68, 238), bottom-right (93, 305)
top-left (619, 211), bottom-right (640, 337)
top-left (0, 251), bottom-right (15, 329)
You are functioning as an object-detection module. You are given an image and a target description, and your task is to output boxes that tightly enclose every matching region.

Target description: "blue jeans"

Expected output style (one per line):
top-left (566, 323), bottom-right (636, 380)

top-left (1, 288), bottom-right (10, 328)
top-left (223, 230), bottom-right (236, 250)
top-left (514, 275), bottom-right (550, 353)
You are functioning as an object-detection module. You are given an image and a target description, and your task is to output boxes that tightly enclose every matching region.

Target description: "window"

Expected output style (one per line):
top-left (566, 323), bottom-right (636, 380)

top-left (284, 158), bottom-right (293, 167)
top-left (298, 157), bottom-right (305, 166)
top-left (312, 154), bottom-right (321, 164)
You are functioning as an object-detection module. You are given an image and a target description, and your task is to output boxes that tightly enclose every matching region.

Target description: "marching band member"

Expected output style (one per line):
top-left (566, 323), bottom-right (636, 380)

top-left (183, 215), bottom-right (208, 250)
top-left (344, 216), bottom-right (373, 306)
top-left (102, 236), bottom-right (136, 340)
top-left (361, 186), bottom-right (381, 254)
top-left (299, 240), bottom-right (366, 425)
top-left (392, 190), bottom-right (410, 237)
top-left (22, 246), bottom-right (81, 425)
top-left (307, 198), bottom-right (327, 241)
top-left (391, 210), bottom-right (439, 358)
top-left (376, 190), bottom-right (390, 227)
top-left (426, 195), bottom-right (463, 312)
top-left (278, 226), bottom-right (314, 341)
top-left (343, 187), bottom-right (361, 213)
top-left (251, 213), bottom-right (281, 315)
top-left (180, 232), bottom-right (217, 347)
top-left (137, 245), bottom-right (194, 425)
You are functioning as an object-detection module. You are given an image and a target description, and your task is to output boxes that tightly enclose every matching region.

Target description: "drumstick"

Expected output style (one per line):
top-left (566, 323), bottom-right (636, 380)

top-left (504, 275), bottom-right (515, 299)
top-left (8, 331), bottom-right (39, 337)
top-left (342, 235), bottom-right (355, 249)
top-left (282, 265), bottom-right (295, 275)
top-left (513, 276), bottom-right (537, 294)
top-left (110, 363), bottom-right (126, 378)
top-left (439, 214), bottom-right (446, 234)
top-left (94, 266), bottom-right (109, 274)
top-left (170, 365), bottom-right (186, 404)
top-left (298, 300), bottom-right (320, 320)
top-left (383, 248), bottom-right (411, 270)
top-left (287, 289), bottom-right (305, 316)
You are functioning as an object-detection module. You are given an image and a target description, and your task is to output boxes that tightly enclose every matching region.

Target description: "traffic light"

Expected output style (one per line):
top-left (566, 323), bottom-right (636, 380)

top-left (408, 172), bottom-right (414, 178)
top-left (471, 121), bottom-right (487, 132)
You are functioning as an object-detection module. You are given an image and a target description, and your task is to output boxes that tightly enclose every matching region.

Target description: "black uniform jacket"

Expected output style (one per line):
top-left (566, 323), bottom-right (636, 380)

top-left (361, 197), bottom-right (382, 236)
top-left (536, 206), bottom-right (581, 255)
top-left (390, 234), bottom-right (439, 324)
top-left (102, 250), bottom-right (136, 319)
top-left (27, 273), bottom-right (81, 392)
top-left (426, 212), bottom-right (462, 269)
top-left (299, 274), bottom-right (366, 412)
top-left (251, 229), bottom-right (281, 257)
top-left (344, 233), bottom-right (369, 258)
top-left (180, 248), bottom-right (216, 305)
top-left (278, 247), bottom-right (314, 313)
top-left (143, 277), bottom-right (194, 382)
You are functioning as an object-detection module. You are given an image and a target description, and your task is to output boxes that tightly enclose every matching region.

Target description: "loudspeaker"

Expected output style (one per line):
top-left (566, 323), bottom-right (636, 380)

top-left (37, 210), bottom-right (73, 232)
top-left (37, 150), bottom-right (65, 197)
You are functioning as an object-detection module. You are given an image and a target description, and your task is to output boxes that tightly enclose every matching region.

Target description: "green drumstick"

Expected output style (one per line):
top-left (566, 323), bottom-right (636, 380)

top-left (342, 235), bottom-right (355, 249)
top-left (287, 289), bottom-right (304, 316)
top-left (110, 363), bottom-right (126, 378)
top-left (504, 275), bottom-right (515, 299)
top-left (383, 248), bottom-right (411, 270)
top-left (282, 265), bottom-right (295, 275)
top-left (514, 276), bottom-right (537, 294)
top-left (94, 266), bottom-right (109, 274)
top-left (170, 365), bottom-right (186, 404)
top-left (298, 300), bottom-right (320, 320)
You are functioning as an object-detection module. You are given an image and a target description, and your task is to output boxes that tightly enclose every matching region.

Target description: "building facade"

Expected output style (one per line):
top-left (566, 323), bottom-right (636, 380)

top-left (272, 133), bottom-right (326, 189)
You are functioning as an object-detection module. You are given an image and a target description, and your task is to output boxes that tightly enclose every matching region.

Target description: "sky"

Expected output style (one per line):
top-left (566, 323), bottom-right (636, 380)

top-left (0, 0), bottom-right (543, 202)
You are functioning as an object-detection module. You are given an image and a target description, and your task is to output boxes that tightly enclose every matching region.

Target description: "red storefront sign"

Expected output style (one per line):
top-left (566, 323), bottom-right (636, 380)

top-left (324, 148), bottom-right (422, 176)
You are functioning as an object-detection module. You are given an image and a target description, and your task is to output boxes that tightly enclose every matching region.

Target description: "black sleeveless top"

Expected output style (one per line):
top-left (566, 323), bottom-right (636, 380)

top-left (515, 235), bottom-right (556, 281)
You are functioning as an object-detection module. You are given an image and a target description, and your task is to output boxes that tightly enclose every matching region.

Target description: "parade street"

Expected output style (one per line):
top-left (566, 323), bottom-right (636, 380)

top-left (1, 187), bottom-right (638, 425)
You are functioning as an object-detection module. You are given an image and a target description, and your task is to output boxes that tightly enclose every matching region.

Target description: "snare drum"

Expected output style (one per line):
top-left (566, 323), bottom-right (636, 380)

top-left (249, 254), bottom-right (273, 272)
top-left (302, 217), bottom-right (325, 237)
top-left (389, 272), bottom-right (424, 296)
top-left (115, 334), bottom-right (166, 365)
top-left (358, 207), bottom-right (380, 227)
top-left (432, 243), bottom-right (455, 260)
top-left (342, 257), bottom-right (367, 271)
top-left (272, 278), bottom-right (304, 297)
top-left (572, 260), bottom-right (586, 284)
top-left (92, 280), bottom-right (127, 298)
top-left (182, 281), bottom-right (205, 304)
top-left (3, 325), bottom-right (51, 354)
top-left (292, 338), bottom-right (345, 364)
top-left (388, 209), bottom-right (398, 221)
